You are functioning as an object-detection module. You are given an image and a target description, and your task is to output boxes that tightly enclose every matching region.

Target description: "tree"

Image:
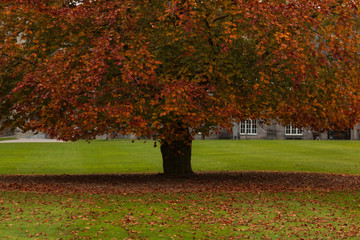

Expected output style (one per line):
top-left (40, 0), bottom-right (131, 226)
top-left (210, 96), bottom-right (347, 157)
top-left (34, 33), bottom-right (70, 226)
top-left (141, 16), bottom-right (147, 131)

top-left (1, 0), bottom-right (360, 176)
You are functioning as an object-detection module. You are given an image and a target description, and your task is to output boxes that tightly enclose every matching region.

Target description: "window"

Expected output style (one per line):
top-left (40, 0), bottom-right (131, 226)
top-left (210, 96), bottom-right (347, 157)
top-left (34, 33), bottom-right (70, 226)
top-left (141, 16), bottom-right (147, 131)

top-left (285, 125), bottom-right (302, 135)
top-left (240, 120), bottom-right (257, 135)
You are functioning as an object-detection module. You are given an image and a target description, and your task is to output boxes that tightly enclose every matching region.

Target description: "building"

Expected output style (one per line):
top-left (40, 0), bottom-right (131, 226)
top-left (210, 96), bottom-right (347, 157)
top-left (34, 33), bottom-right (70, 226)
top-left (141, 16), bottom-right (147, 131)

top-left (194, 120), bottom-right (360, 140)
top-left (230, 120), bottom-right (360, 140)
top-left (3, 121), bottom-right (360, 140)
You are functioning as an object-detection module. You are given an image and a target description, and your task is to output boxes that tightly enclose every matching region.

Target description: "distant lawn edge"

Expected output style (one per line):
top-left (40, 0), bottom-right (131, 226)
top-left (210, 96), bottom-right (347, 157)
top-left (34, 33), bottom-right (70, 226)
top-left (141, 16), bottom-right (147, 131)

top-left (0, 137), bottom-right (18, 141)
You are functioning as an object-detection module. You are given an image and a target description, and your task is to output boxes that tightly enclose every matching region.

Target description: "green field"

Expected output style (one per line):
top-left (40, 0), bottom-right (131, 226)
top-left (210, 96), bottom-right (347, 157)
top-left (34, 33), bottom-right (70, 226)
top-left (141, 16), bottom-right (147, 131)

top-left (1, 140), bottom-right (360, 239)
top-left (1, 190), bottom-right (360, 239)
top-left (1, 139), bottom-right (360, 174)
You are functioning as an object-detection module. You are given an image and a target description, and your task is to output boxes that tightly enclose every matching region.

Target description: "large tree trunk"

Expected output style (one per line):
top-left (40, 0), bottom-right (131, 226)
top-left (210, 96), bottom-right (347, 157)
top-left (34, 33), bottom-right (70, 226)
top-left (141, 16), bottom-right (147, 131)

top-left (160, 127), bottom-right (194, 176)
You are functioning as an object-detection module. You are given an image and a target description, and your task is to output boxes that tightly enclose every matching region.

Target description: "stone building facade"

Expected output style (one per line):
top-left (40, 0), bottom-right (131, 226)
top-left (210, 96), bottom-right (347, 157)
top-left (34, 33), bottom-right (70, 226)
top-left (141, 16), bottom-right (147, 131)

top-left (195, 120), bottom-right (360, 140)
top-left (3, 121), bottom-right (360, 140)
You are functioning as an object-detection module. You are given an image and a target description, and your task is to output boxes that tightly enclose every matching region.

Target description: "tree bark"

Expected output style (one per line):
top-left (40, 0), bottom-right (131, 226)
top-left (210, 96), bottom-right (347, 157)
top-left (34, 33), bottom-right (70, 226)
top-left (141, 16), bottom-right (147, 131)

top-left (160, 128), bottom-right (194, 177)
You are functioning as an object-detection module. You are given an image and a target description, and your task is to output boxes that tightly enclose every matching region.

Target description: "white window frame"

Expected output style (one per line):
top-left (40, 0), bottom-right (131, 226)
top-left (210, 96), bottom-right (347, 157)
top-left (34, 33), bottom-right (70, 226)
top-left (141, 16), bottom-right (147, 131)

top-left (240, 120), bottom-right (257, 135)
top-left (285, 125), bottom-right (303, 135)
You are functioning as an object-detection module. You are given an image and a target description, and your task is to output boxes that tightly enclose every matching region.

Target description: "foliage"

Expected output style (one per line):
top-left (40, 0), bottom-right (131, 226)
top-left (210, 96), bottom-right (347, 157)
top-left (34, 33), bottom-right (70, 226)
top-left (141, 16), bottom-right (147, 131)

top-left (1, 0), bottom-right (360, 140)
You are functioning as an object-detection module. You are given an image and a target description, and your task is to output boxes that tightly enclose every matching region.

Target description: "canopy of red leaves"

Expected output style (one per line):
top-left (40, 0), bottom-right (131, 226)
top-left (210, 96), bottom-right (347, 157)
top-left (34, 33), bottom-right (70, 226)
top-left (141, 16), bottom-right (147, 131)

top-left (1, 0), bottom-right (360, 141)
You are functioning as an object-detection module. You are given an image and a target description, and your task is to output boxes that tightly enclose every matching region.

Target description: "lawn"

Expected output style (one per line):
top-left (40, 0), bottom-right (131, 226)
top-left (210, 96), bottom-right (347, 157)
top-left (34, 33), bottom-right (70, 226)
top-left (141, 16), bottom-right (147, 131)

top-left (0, 139), bottom-right (360, 175)
top-left (1, 190), bottom-right (360, 239)
top-left (0, 138), bottom-right (17, 141)
top-left (1, 140), bottom-right (360, 239)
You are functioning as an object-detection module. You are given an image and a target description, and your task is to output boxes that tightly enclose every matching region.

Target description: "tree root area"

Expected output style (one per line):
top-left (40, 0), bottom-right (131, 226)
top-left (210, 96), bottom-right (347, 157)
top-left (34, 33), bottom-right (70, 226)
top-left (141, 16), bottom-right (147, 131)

top-left (0, 171), bottom-right (359, 194)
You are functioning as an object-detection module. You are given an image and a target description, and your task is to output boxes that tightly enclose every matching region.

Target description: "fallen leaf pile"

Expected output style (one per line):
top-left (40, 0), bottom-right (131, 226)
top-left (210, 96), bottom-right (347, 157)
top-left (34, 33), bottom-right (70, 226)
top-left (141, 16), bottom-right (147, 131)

top-left (1, 172), bottom-right (360, 239)
top-left (0, 171), bottom-right (359, 194)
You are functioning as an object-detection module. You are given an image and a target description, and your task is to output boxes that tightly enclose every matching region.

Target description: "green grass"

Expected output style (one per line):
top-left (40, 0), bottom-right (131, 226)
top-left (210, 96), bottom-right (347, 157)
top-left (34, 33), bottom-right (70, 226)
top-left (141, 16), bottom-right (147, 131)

top-left (1, 190), bottom-right (360, 239)
top-left (1, 140), bottom-right (360, 239)
top-left (192, 140), bottom-right (360, 175)
top-left (1, 140), bottom-right (360, 175)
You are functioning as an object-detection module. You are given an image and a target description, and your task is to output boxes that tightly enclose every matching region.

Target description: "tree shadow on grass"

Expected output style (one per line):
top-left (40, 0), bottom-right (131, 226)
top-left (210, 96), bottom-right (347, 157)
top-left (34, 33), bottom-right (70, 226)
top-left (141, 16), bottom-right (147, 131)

top-left (0, 171), bottom-right (359, 194)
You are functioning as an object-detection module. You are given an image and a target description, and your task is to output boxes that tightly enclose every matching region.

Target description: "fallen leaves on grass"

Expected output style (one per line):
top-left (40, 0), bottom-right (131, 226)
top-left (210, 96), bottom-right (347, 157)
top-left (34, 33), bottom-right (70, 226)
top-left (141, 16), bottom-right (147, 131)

top-left (1, 187), bottom-right (360, 239)
top-left (0, 171), bottom-right (359, 194)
